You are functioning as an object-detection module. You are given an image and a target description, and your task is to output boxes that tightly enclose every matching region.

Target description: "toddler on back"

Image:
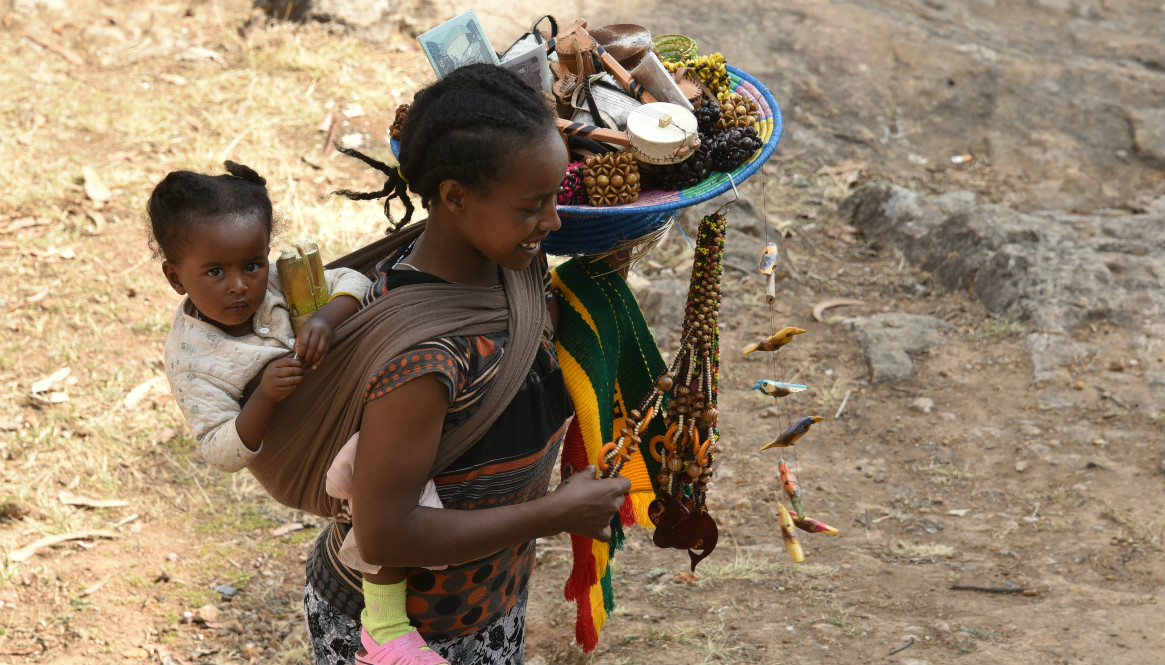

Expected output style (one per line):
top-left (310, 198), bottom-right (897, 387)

top-left (151, 161), bottom-right (370, 471)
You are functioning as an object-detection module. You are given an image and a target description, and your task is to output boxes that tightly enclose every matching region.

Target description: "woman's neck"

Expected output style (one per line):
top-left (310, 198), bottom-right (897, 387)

top-left (404, 218), bottom-right (500, 287)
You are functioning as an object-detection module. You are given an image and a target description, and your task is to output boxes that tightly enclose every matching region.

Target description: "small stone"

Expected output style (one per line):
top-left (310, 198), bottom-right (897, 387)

top-left (1015, 460), bottom-right (1029, 473)
top-left (121, 647), bottom-right (149, 659)
top-left (908, 397), bottom-right (934, 414)
top-left (2, 500), bottom-right (35, 520)
top-left (931, 621), bottom-right (951, 640)
top-left (194, 604), bottom-right (219, 623)
top-left (1025, 443), bottom-right (1051, 457)
top-left (1073, 380), bottom-right (1085, 390)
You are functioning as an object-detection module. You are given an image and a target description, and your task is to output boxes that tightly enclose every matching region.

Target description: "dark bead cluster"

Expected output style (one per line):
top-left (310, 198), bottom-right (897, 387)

top-left (693, 97), bottom-right (721, 135)
top-left (655, 138), bottom-right (712, 191)
top-left (708, 126), bottom-right (764, 173)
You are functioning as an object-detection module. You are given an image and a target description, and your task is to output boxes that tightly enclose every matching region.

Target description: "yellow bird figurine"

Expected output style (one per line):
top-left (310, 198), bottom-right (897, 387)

top-left (742, 326), bottom-right (806, 355)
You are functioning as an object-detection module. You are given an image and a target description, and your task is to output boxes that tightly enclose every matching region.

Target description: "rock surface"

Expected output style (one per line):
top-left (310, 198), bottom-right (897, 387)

top-left (841, 182), bottom-right (1165, 334)
top-left (845, 313), bottom-right (952, 382)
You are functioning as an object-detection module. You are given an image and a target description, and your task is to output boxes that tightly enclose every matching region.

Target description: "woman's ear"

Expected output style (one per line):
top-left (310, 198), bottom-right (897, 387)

top-left (437, 179), bottom-right (468, 214)
top-left (162, 261), bottom-right (187, 295)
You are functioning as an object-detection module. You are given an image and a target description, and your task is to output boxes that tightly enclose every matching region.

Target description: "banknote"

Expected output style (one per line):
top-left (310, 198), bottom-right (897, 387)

top-left (499, 41), bottom-right (553, 94)
top-left (418, 11), bottom-right (499, 79)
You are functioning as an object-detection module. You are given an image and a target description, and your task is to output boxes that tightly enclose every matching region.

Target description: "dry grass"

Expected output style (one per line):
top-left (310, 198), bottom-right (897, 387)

top-left (0, 4), bottom-right (422, 659)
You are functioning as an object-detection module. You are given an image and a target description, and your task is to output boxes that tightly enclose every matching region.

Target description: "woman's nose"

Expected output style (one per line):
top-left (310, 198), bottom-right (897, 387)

top-left (540, 205), bottom-right (562, 233)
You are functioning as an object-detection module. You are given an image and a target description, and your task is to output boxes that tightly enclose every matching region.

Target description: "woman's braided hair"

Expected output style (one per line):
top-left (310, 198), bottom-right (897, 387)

top-left (147, 161), bottom-right (273, 262)
top-left (335, 63), bottom-right (556, 233)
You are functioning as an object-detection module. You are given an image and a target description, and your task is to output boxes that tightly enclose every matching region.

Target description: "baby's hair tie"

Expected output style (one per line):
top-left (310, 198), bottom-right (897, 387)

top-left (396, 166), bottom-right (409, 185)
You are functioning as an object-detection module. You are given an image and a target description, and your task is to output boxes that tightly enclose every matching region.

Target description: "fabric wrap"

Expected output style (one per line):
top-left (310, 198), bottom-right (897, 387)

top-left (551, 257), bottom-right (668, 652)
top-left (246, 221), bottom-right (550, 518)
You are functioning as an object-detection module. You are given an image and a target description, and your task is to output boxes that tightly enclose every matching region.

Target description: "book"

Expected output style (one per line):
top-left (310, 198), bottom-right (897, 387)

top-left (417, 11), bottom-right (499, 79)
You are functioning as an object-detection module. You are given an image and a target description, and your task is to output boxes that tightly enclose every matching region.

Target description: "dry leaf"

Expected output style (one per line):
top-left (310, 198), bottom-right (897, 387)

top-left (124, 376), bottom-right (169, 409)
top-left (83, 210), bottom-right (106, 235)
top-left (1, 217), bottom-right (47, 234)
top-left (31, 367), bottom-right (71, 393)
top-left (177, 46), bottom-right (225, 64)
top-left (812, 298), bottom-right (865, 322)
top-left (59, 490), bottom-right (130, 509)
top-left (82, 165), bottom-right (111, 204)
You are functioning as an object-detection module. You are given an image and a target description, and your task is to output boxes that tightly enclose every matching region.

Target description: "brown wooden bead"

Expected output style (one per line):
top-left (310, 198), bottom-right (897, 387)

top-left (657, 376), bottom-right (673, 391)
top-left (667, 457), bottom-right (685, 472)
top-left (686, 463), bottom-right (704, 478)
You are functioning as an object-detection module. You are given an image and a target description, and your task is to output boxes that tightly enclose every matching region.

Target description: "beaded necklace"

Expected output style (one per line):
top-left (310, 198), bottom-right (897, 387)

top-left (597, 210), bottom-right (726, 571)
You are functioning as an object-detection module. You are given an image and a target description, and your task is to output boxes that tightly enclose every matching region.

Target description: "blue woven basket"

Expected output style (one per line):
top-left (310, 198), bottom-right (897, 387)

top-left (547, 65), bottom-right (782, 255)
top-left (391, 65), bottom-right (782, 256)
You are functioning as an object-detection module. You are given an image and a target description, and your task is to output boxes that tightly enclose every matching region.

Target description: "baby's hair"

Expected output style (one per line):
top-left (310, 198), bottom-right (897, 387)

top-left (335, 63), bottom-right (556, 233)
top-left (148, 161), bottom-right (274, 262)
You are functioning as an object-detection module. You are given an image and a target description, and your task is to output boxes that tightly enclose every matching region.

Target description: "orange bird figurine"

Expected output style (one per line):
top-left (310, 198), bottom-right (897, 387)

top-left (742, 326), bottom-right (806, 355)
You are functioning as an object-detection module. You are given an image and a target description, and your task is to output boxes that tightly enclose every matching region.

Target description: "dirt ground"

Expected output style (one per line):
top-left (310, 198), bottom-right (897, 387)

top-left (0, 2), bottom-right (1162, 665)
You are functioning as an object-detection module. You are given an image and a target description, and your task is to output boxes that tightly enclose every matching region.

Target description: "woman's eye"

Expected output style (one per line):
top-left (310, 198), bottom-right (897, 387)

top-left (207, 268), bottom-right (223, 278)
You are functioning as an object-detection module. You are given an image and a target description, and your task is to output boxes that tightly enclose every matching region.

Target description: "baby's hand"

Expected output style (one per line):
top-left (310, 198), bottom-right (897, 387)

top-left (295, 317), bottom-right (333, 369)
top-left (259, 357), bottom-right (305, 403)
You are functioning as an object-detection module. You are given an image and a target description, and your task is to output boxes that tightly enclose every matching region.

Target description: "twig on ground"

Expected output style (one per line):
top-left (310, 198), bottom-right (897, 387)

top-left (9, 529), bottom-right (118, 562)
top-left (889, 636), bottom-right (914, 655)
top-left (950, 584), bottom-right (1037, 595)
top-left (834, 388), bottom-right (853, 419)
top-left (80, 574), bottom-right (111, 596)
top-left (27, 34), bottom-right (84, 66)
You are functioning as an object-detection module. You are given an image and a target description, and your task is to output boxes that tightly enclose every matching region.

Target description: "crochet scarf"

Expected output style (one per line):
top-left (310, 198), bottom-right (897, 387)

top-left (246, 222), bottom-right (550, 518)
top-left (551, 257), bottom-right (668, 652)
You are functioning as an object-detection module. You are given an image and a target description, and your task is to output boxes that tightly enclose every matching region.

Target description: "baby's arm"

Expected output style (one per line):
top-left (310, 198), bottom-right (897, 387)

top-left (169, 371), bottom-right (267, 471)
top-left (234, 357), bottom-right (305, 450)
top-left (350, 374), bottom-right (629, 569)
top-left (294, 267), bottom-right (371, 369)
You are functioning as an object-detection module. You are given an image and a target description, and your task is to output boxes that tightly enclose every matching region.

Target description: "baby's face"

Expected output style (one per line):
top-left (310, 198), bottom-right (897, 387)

top-left (162, 219), bottom-right (270, 336)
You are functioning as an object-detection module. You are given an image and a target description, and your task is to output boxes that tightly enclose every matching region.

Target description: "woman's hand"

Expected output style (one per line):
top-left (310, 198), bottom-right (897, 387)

top-left (549, 466), bottom-right (631, 542)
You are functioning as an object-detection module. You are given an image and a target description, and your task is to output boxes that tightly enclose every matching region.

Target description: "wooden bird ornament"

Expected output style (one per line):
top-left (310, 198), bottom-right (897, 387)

top-left (742, 326), bottom-right (806, 355)
top-left (752, 379), bottom-right (807, 398)
top-left (760, 415), bottom-right (823, 450)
